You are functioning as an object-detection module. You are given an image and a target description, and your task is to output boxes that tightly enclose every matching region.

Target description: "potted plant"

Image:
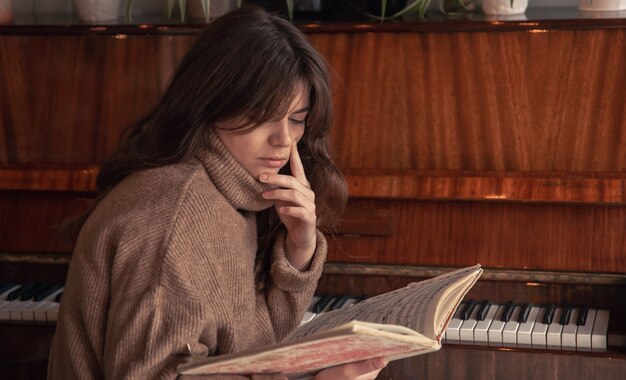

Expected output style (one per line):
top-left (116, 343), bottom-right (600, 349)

top-left (170, 0), bottom-right (241, 22)
top-left (363, 0), bottom-right (477, 21)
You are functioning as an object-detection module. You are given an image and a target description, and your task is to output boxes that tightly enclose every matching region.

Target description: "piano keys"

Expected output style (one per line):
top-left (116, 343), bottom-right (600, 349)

top-left (299, 294), bottom-right (623, 353)
top-left (0, 283), bottom-right (63, 322)
top-left (442, 300), bottom-right (616, 352)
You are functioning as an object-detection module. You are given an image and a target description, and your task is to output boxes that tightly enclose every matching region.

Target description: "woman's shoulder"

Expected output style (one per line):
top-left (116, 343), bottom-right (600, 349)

top-left (91, 159), bottom-right (218, 227)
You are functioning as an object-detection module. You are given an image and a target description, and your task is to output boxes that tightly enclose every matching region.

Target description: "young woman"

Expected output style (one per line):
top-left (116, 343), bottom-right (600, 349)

top-left (48, 7), bottom-right (386, 380)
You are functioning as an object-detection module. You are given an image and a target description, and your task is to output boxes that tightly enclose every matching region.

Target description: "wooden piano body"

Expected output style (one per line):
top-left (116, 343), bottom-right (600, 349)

top-left (1, 8), bottom-right (625, 379)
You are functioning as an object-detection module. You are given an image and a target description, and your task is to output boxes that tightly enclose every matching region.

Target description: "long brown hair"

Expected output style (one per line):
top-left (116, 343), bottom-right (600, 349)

top-left (65, 7), bottom-right (348, 280)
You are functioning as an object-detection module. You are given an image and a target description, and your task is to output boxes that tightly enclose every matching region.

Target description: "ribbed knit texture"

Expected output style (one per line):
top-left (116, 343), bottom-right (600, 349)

top-left (48, 133), bottom-right (327, 380)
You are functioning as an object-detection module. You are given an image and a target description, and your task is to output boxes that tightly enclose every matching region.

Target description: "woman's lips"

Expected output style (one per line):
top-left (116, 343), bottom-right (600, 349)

top-left (260, 158), bottom-right (287, 168)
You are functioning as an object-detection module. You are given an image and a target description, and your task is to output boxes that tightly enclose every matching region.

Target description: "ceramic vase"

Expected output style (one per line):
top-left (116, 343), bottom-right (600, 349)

top-left (578, 0), bottom-right (626, 11)
top-left (73, 0), bottom-right (124, 22)
top-left (481, 0), bottom-right (528, 15)
top-left (0, 0), bottom-right (12, 24)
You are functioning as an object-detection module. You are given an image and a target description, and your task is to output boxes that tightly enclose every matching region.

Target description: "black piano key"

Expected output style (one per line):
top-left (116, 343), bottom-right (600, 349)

top-left (313, 293), bottom-right (334, 313)
top-left (331, 294), bottom-right (351, 310)
top-left (7, 283), bottom-right (37, 301)
top-left (461, 300), bottom-right (477, 320)
top-left (501, 301), bottom-right (515, 322)
top-left (21, 283), bottom-right (50, 301)
top-left (354, 295), bottom-right (367, 303)
top-left (325, 295), bottom-right (345, 311)
top-left (476, 300), bottom-right (491, 321)
top-left (0, 283), bottom-right (17, 295)
top-left (559, 305), bottom-right (573, 325)
top-left (33, 283), bottom-right (64, 302)
top-left (54, 292), bottom-right (63, 303)
top-left (542, 303), bottom-right (556, 324)
top-left (517, 303), bottom-right (532, 323)
top-left (576, 307), bottom-right (589, 326)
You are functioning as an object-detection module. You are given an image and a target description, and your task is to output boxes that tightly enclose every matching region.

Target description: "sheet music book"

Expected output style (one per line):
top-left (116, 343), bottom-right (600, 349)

top-left (178, 264), bottom-right (483, 378)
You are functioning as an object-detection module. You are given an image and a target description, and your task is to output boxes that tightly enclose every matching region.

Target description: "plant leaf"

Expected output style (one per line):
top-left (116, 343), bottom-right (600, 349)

top-left (126, 0), bottom-right (133, 21)
top-left (286, 0), bottom-right (294, 21)
top-left (166, 0), bottom-right (175, 19)
top-left (391, 0), bottom-right (429, 18)
top-left (179, 0), bottom-right (186, 22)
top-left (381, 0), bottom-right (387, 22)
top-left (202, 0), bottom-right (210, 22)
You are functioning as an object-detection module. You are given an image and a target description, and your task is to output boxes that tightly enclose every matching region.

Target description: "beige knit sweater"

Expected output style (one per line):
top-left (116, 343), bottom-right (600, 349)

top-left (48, 132), bottom-right (327, 379)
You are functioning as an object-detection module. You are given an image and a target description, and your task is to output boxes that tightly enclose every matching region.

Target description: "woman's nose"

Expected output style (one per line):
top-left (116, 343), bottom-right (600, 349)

top-left (269, 119), bottom-right (293, 147)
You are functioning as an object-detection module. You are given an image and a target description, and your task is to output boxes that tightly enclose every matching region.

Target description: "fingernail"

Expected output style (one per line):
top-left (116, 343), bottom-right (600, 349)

top-left (259, 174), bottom-right (268, 181)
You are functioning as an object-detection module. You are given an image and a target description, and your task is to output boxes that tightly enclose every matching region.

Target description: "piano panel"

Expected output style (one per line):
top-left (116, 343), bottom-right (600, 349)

top-left (379, 346), bottom-right (626, 379)
top-left (310, 29), bottom-right (626, 172)
top-left (0, 34), bottom-right (195, 164)
top-left (0, 191), bottom-right (89, 254)
top-left (329, 200), bottom-right (626, 272)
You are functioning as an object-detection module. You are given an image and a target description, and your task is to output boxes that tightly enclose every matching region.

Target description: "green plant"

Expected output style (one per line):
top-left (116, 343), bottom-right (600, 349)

top-left (286, 0), bottom-right (294, 21)
top-left (165, 0), bottom-right (239, 22)
top-left (368, 0), bottom-right (466, 21)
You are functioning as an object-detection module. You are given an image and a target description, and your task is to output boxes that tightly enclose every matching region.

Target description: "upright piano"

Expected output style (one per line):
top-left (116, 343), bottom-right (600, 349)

top-left (1, 7), bottom-right (625, 379)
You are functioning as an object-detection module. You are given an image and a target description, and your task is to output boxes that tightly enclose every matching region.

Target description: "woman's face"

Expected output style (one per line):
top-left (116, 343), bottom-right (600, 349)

top-left (215, 84), bottom-right (309, 179)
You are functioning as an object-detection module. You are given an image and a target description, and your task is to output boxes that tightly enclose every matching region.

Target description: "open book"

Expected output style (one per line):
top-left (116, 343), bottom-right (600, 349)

top-left (178, 264), bottom-right (483, 378)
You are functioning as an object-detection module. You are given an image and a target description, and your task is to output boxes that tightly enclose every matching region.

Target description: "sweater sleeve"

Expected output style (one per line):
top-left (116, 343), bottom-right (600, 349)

top-left (102, 285), bottom-right (211, 379)
top-left (266, 229), bottom-right (327, 340)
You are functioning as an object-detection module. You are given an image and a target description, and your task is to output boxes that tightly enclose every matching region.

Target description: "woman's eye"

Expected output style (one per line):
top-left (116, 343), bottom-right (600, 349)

top-left (289, 118), bottom-right (306, 126)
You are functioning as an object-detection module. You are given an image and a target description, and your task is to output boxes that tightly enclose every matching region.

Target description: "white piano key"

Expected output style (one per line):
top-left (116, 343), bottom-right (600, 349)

top-left (46, 303), bottom-right (60, 322)
top-left (459, 304), bottom-right (481, 344)
top-left (546, 308), bottom-right (564, 349)
top-left (591, 309), bottom-right (610, 351)
top-left (343, 297), bottom-right (360, 308)
top-left (9, 300), bottom-right (36, 321)
top-left (21, 301), bottom-right (53, 322)
top-left (21, 287), bottom-right (63, 321)
top-left (561, 308), bottom-right (579, 349)
top-left (517, 306), bottom-right (540, 348)
top-left (488, 306), bottom-right (506, 347)
top-left (474, 305), bottom-right (498, 345)
top-left (445, 305), bottom-right (465, 343)
top-left (33, 302), bottom-right (58, 322)
top-left (299, 295), bottom-right (321, 325)
top-left (299, 311), bottom-right (315, 325)
top-left (0, 300), bottom-right (18, 320)
top-left (531, 308), bottom-right (549, 349)
top-left (576, 309), bottom-right (597, 352)
top-left (502, 306), bottom-right (522, 347)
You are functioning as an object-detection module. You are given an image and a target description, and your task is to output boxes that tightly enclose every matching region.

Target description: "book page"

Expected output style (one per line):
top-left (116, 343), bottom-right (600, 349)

top-left (178, 322), bottom-right (440, 377)
top-left (287, 265), bottom-right (482, 342)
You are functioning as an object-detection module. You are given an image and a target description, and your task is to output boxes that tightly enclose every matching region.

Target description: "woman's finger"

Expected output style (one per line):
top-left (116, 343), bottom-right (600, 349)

top-left (289, 141), bottom-right (310, 187)
top-left (263, 189), bottom-right (314, 208)
top-left (259, 173), bottom-right (314, 199)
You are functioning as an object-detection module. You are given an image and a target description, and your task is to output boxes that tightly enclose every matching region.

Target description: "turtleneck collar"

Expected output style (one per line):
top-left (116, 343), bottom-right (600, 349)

top-left (196, 129), bottom-right (274, 212)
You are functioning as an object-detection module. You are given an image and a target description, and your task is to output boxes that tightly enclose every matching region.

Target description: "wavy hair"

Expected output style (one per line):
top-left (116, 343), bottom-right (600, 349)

top-left (65, 7), bottom-right (348, 284)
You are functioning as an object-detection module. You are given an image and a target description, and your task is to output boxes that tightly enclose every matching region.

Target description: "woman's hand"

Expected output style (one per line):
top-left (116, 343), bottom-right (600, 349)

top-left (314, 358), bottom-right (388, 380)
top-left (260, 141), bottom-right (317, 270)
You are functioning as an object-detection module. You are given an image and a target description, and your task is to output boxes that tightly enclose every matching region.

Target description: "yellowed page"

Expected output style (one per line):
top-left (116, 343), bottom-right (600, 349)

top-left (288, 265), bottom-right (482, 342)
